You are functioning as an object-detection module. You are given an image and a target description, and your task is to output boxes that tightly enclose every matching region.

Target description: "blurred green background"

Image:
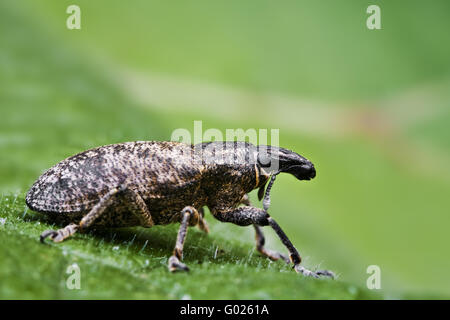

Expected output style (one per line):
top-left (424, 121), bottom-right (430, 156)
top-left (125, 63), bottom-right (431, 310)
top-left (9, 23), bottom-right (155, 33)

top-left (1, 0), bottom-right (449, 299)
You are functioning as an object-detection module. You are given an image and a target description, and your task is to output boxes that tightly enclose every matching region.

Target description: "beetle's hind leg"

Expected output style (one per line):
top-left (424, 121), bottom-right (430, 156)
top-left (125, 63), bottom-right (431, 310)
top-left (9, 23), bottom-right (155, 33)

top-left (40, 186), bottom-right (153, 243)
top-left (168, 206), bottom-right (201, 272)
top-left (78, 186), bottom-right (154, 229)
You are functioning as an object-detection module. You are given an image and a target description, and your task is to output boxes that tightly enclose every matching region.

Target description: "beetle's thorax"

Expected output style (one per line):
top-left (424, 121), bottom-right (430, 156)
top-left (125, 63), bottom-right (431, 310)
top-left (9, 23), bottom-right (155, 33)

top-left (193, 142), bottom-right (261, 207)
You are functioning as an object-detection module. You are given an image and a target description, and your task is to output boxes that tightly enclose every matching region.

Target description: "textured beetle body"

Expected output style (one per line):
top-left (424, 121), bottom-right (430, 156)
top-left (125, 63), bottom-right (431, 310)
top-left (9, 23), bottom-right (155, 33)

top-left (26, 140), bottom-right (333, 278)
top-left (26, 141), bottom-right (267, 227)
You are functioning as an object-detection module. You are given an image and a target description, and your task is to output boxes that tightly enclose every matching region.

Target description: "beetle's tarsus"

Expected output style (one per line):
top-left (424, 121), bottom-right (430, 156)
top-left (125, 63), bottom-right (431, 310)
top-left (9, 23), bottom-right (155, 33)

top-left (294, 265), bottom-right (320, 278)
top-left (168, 255), bottom-right (190, 272)
top-left (40, 223), bottom-right (78, 243)
top-left (294, 265), bottom-right (334, 279)
top-left (316, 269), bottom-right (335, 279)
top-left (40, 230), bottom-right (58, 243)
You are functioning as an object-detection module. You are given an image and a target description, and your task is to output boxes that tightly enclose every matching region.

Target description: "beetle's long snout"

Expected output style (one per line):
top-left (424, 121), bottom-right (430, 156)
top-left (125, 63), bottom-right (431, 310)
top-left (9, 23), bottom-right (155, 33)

top-left (257, 145), bottom-right (316, 181)
top-left (276, 147), bottom-right (316, 181)
top-left (297, 162), bottom-right (316, 180)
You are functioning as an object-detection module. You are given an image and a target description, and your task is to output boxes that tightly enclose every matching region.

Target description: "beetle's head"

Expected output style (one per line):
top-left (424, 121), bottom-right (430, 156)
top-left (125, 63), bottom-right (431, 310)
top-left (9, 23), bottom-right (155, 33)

top-left (257, 145), bottom-right (316, 181)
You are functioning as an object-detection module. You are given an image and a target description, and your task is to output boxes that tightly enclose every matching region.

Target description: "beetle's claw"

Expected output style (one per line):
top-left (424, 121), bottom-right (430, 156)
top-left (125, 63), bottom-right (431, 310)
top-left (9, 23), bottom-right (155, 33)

top-left (168, 255), bottom-right (190, 272)
top-left (294, 265), bottom-right (334, 279)
top-left (40, 230), bottom-right (58, 243)
top-left (316, 269), bottom-right (335, 279)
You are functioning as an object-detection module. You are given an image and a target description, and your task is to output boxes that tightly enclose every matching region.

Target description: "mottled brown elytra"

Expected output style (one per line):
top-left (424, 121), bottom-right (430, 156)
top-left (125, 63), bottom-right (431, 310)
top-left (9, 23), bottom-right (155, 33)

top-left (26, 141), bottom-right (333, 278)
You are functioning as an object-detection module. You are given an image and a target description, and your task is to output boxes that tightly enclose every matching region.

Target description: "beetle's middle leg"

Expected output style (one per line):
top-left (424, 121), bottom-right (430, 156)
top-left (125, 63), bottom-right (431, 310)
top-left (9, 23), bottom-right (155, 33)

top-left (196, 207), bottom-right (209, 234)
top-left (168, 206), bottom-right (200, 272)
top-left (239, 194), bottom-right (289, 263)
top-left (40, 186), bottom-right (154, 243)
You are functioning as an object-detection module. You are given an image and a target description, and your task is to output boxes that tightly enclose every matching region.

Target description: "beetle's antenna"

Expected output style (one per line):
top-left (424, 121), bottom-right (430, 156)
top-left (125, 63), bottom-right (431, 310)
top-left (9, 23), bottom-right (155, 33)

top-left (262, 172), bottom-right (279, 211)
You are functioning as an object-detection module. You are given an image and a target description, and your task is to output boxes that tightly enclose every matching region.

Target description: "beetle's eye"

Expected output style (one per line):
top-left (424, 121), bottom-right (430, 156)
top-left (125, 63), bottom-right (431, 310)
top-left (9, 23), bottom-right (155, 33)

top-left (257, 153), bottom-right (272, 167)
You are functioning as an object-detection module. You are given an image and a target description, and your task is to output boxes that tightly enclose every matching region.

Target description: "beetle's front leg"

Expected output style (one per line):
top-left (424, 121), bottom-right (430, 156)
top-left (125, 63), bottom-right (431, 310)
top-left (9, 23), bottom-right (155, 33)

top-left (239, 194), bottom-right (289, 263)
top-left (253, 225), bottom-right (290, 264)
top-left (212, 206), bottom-right (334, 279)
top-left (267, 217), bottom-right (334, 278)
top-left (168, 206), bottom-right (200, 272)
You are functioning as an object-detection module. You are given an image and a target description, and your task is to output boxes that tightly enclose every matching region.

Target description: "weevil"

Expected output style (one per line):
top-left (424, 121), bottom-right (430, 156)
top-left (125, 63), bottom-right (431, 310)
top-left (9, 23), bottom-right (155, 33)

top-left (26, 141), bottom-right (334, 278)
